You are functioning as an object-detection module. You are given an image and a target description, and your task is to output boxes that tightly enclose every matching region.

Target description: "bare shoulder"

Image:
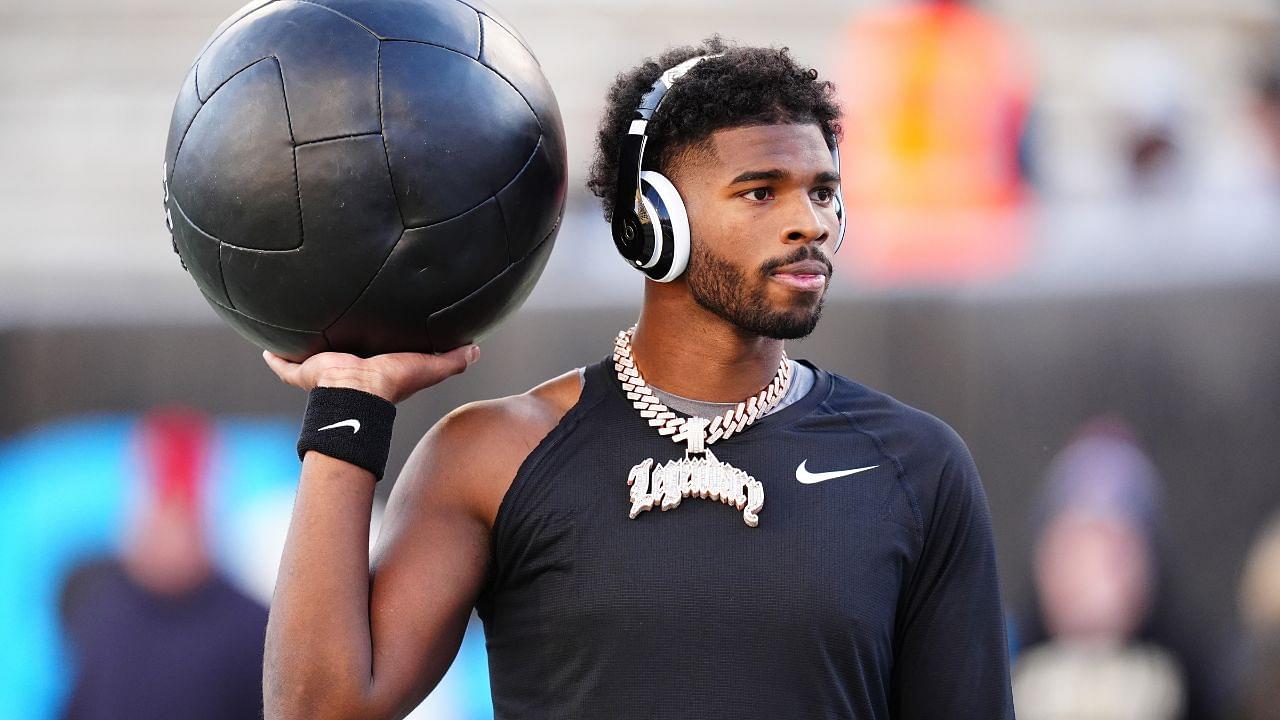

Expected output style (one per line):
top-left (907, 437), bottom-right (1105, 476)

top-left (442, 367), bottom-right (583, 445)
top-left (396, 368), bottom-right (585, 528)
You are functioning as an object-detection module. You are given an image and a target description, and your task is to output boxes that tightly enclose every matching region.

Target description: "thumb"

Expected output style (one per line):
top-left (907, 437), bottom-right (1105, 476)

top-left (401, 344), bottom-right (479, 389)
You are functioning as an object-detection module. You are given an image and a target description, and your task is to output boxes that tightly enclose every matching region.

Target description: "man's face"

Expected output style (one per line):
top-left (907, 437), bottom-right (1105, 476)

top-left (670, 123), bottom-right (839, 340)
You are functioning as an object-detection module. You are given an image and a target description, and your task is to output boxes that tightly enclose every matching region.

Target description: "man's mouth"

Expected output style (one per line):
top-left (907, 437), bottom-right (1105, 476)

top-left (770, 260), bottom-right (829, 292)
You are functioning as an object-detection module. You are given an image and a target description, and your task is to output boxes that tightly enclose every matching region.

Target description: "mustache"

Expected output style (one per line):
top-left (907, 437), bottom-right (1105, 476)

top-left (759, 245), bottom-right (834, 277)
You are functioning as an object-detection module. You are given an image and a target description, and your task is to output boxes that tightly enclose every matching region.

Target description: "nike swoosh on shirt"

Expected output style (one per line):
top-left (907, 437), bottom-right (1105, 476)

top-left (318, 419), bottom-right (361, 434)
top-left (795, 460), bottom-right (879, 484)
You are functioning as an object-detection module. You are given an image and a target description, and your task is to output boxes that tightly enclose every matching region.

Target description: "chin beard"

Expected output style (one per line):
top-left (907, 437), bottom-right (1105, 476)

top-left (685, 242), bottom-right (824, 340)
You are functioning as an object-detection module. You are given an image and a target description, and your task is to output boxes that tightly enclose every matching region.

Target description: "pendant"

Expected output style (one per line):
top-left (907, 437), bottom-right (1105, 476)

top-left (626, 418), bottom-right (765, 527)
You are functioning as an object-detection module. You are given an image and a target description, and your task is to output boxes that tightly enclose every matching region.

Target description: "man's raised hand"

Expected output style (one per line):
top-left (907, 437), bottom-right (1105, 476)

top-left (262, 345), bottom-right (479, 403)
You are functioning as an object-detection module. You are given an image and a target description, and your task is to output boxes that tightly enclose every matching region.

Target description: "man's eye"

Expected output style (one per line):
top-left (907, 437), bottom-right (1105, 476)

top-left (744, 188), bottom-right (772, 201)
top-left (812, 187), bottom-right (835, 203)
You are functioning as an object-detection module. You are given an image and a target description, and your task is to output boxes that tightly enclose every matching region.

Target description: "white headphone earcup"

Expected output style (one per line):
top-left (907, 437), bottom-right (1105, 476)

top-left (638, 171), bottom-right (691, 282)
top-left (830, 142), bottom-right (846, 254)
top-left (635, 192), bottom-right (664, 269)
top-left (832, 192), bottom-right (846, 254)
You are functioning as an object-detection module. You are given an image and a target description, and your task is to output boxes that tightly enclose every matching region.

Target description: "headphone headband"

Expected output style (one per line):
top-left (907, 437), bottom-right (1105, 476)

top-left (634, 54), bottom-right (723, 126)
top-left (611, 54), bottom-right (721, 270)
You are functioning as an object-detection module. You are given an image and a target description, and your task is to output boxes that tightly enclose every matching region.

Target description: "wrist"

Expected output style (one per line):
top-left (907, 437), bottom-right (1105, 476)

top-left (314, 368), bottom-right (394, 402)
top-left (296, 387), bottom-right (397, 481)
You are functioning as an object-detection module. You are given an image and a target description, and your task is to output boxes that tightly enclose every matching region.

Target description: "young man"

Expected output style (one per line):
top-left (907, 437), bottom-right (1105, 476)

top-left (263, 38), bottom-right (1015, 720)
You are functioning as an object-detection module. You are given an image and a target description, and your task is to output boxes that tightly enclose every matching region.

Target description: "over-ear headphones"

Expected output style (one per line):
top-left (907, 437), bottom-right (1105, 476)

top-left (610, 54), bottom-right (846, 282)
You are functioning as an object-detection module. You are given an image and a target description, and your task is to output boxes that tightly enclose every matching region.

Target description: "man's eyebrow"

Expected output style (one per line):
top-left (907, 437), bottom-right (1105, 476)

top-left (729, 169), bottom-right (786, 185)
top-left (728, 169), bottom-right (842, 185)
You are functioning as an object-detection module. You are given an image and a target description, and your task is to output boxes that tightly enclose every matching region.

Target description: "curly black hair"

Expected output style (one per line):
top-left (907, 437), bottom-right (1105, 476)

top-left (586, 36), bottom-right (842, 222)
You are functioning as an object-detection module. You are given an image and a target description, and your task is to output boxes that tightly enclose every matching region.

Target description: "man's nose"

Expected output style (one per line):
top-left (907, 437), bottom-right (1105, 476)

top-left (781, 194), bottom-right (831, 246)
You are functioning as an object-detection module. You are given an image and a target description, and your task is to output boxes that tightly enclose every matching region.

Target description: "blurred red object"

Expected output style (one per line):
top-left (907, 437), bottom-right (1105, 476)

top-left (136, 407), bottom-right (212, 516)
top-left (123, 407), bottom-right (215, 597)
top-left (834, 0), bottom-right (1034, 285)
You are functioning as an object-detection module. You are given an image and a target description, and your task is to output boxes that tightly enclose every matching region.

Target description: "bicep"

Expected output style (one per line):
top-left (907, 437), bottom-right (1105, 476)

top-left (362, 426), bottom-right (494, 720)
top-left (892, 435), bottom-right (1014, 718)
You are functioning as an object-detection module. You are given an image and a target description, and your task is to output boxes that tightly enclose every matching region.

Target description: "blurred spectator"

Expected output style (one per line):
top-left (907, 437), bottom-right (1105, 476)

top-left (1248, 55), bottom-right (1280, 192)
top-left (1101, 37), bottom-right (1190, 196)
top-left (1013, 418), bottom-right (1221, 720)
top-left (57, 409), bottom-right (267, 720)
top-left (833, 0), bottom-right (1034, 285)
top-left (1230, 512), bottom-right (1280, 720)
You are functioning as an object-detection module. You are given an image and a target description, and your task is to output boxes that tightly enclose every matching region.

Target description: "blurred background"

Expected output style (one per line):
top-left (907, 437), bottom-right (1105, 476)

top-left (2, 0), bottom-right (1280, 717)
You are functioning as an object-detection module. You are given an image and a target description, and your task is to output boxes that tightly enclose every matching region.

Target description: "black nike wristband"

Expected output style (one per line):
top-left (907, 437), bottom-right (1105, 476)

top-left (296, 386), bottom-right (397, 481)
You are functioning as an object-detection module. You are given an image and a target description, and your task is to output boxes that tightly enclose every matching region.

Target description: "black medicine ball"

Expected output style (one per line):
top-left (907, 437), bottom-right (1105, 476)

top-left (162, 0), bottom-right (567, 361)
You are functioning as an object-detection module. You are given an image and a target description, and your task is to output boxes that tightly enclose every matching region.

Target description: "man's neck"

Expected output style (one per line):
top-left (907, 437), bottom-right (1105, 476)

top-left (630, 288), bottom-right (784, 403)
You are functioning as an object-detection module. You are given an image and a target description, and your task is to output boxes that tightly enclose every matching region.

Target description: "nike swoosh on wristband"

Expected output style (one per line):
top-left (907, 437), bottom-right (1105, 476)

top-left (318, 419), bottom-right (361, 434)
top-left (795, 460), bottom-right (879, 484)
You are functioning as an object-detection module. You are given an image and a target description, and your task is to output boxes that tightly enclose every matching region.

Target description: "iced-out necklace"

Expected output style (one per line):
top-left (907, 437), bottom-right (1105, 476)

top-left (613, 326), bottom-right (791, 527)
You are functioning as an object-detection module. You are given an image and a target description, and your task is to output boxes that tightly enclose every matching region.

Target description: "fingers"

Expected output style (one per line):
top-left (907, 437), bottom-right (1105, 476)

top-left (262, 350), bottom-right (303, 388)
top-left (264, 345), bottom-right (478, 401)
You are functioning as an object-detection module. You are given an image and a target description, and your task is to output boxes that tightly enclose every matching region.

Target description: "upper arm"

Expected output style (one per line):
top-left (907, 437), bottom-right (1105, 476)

top-left (359, 401), bottom-right (522, 720)
top-left (891, 425), bottom-right (1015, 719)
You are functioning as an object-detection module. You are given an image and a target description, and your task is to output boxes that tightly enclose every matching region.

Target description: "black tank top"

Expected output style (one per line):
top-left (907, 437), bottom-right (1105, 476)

top-left (475, 356), bottom-right (1014, 719)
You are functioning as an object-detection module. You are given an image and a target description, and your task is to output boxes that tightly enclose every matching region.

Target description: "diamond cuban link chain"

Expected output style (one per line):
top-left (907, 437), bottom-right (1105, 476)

top-left (613, 326), bottom-right (793, 527)
top-left (612, 326), bottom-right (792, 445)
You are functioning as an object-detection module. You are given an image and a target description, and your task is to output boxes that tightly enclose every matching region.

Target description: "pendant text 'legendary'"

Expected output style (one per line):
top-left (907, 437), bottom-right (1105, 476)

top-left (627, 446), bottom-right (765, 527)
